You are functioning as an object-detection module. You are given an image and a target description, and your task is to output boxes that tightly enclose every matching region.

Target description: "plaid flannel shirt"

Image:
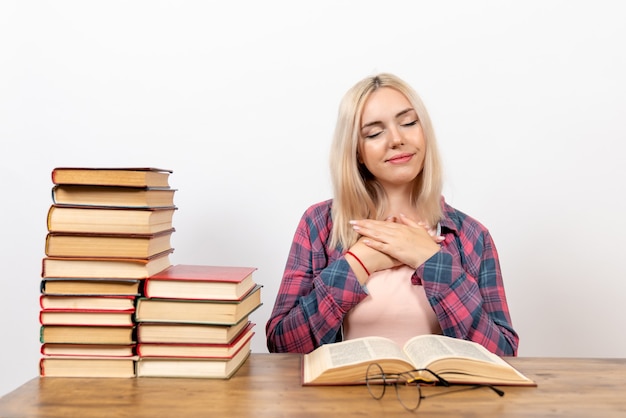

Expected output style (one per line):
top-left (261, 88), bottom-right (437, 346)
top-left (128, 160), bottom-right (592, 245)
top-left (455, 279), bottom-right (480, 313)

top-left (266, 198), bottom-right (519, 356)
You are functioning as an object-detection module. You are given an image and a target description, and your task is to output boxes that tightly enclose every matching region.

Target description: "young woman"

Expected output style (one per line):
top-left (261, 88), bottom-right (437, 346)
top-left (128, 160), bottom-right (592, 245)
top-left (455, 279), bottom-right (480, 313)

top-left (266, 73), bottom-right (519, 356)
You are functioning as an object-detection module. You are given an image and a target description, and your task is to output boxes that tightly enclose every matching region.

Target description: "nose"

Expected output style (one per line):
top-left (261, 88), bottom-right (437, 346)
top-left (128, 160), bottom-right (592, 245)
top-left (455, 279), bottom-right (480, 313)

top-left (387, 125), bottom-right (404, 148)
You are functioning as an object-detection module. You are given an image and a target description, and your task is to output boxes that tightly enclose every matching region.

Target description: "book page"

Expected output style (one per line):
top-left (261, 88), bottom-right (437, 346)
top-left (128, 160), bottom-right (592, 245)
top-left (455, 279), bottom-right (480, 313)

top-left (404, 335), bottom-right (507, 369)
top-left (326, 337), bottom-right (409, 368)
top-left (303, 337), bottom-right (415, 384)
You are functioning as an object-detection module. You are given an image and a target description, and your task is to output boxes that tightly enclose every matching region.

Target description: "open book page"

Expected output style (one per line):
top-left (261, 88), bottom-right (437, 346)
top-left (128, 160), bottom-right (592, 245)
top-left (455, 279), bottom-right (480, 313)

top-left (302, 335), bottom-right (534, 386)
top-left (404, 335), bottom-right (508, 369)
top-left (303, 337), bottom-right (413, 384)
top-left (327, 337), bottom-right (411, 368)
top-left (403, 335), bottom-right (534, 384)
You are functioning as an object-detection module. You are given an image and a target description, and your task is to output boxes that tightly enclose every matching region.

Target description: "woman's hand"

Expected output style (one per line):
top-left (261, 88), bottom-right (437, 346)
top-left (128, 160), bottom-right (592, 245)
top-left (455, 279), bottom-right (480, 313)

top-left (347, 238), bottom-right (401, 278)
top-left (349, 213), bottom-right (442, 269)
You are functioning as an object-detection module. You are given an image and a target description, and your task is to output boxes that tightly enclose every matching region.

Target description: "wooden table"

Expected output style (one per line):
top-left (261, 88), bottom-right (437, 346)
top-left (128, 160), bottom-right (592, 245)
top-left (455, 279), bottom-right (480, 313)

top-left (1, 354), bottom-right (625, 417)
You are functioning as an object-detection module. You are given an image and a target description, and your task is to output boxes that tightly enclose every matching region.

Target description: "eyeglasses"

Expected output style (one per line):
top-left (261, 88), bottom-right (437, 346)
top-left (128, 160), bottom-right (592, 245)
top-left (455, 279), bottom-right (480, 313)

top-left (365, 363), bottom-right (505, 412)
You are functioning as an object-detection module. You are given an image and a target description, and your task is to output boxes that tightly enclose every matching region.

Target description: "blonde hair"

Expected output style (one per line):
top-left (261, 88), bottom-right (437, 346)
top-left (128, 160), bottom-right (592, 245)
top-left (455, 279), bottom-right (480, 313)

top-left (329, 73), bottom-right (444, 250)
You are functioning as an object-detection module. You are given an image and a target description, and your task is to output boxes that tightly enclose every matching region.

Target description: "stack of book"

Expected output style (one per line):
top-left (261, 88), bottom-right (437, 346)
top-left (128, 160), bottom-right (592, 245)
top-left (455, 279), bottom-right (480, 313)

top-left (134, 264), bottom-right (261, 379)
top-left (39, 167), bottom-right (177, 377)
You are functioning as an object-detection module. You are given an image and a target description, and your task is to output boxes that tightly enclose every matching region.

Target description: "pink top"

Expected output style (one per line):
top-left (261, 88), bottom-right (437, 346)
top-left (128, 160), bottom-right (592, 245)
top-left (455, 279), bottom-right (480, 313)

top-left (343, 265), bottom-right (442, 347)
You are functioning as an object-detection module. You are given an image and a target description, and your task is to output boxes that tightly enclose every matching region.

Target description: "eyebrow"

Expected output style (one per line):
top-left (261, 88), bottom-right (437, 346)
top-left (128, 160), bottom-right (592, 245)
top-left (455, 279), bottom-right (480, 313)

top-left (360, 108), bottom-right (416, 130)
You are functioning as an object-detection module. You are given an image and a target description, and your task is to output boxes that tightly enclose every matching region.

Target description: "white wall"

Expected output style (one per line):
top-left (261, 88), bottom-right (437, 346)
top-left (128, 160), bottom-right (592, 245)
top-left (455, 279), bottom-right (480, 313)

top-left (1, 0), bottom-right (625, 397)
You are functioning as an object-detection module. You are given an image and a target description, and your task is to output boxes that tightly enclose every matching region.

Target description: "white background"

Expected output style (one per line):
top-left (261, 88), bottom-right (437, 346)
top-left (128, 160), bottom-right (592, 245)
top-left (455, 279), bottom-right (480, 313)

top-left (1, 0), bottom-right (625, 397)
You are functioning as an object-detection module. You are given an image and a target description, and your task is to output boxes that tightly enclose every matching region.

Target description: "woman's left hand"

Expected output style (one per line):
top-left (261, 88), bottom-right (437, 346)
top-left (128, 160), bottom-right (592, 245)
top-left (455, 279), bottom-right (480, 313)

top-left (349, 213), bottom-right (443, 269)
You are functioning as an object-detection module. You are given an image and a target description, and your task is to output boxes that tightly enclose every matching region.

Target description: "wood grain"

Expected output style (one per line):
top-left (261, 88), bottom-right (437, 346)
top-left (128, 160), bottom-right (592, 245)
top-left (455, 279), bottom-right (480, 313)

top-left (1, 354), bottom-right (625, 417)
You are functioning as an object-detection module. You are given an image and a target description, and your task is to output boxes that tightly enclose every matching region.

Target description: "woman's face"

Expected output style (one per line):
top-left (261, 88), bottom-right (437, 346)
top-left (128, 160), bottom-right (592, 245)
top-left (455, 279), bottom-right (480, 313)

top-left (358, 87), bottom-right (426, 190)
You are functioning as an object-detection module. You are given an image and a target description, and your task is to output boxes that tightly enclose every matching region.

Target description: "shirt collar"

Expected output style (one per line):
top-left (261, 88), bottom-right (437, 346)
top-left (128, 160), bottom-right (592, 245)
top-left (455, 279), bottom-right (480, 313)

top-left (439, 197), bottom-right (461, 235)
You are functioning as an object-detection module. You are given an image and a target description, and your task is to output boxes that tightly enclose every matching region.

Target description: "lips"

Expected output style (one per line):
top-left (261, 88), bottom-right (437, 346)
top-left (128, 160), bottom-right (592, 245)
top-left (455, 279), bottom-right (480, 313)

top-left (385, 153), bottom-right (414, 163)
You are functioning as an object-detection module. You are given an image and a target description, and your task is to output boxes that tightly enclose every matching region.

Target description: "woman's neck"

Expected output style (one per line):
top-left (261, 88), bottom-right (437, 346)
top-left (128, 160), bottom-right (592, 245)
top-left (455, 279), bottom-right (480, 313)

top-left (383, 188), bottom-right (420, 221)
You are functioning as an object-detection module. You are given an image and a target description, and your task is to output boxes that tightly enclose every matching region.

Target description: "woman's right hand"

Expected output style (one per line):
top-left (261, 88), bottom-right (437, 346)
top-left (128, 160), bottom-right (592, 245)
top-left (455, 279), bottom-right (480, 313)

top-left (348, 239), bottom-right (402, 277)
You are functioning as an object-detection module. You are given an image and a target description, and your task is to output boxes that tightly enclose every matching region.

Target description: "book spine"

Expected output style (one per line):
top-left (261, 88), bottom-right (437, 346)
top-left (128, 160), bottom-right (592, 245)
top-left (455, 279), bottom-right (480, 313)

top-left (39, 358), bottom-right (46, 376)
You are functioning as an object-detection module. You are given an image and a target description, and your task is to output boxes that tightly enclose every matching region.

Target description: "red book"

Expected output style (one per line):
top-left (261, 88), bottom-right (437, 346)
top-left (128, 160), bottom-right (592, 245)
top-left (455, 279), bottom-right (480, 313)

top-left (136, 322), bottom-right (255, 358)
top-left (144, 264), bottom-right (257, 300)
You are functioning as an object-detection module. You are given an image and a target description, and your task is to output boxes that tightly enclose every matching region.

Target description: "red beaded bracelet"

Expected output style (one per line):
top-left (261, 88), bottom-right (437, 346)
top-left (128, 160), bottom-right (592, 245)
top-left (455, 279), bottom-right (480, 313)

top-left (346, 251), bottom-right (370, 276)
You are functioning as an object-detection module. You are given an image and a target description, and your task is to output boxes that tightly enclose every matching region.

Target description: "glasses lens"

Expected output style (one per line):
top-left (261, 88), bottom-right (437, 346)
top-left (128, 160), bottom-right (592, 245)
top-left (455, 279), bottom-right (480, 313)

top-left (366, 363), bottom-right (386, 400)
top-left (395, 374), bottom-right (423, 411)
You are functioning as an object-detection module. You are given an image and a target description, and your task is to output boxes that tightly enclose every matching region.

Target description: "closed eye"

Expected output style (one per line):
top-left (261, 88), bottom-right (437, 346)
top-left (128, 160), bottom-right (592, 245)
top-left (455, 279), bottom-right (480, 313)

top-left (365, 130), bottom-right (383, 139)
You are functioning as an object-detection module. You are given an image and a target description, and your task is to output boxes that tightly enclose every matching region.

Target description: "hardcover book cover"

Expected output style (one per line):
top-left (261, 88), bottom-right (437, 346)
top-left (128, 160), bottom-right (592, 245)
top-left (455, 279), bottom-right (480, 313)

top-left (144, 264), bottom-right (257, 300)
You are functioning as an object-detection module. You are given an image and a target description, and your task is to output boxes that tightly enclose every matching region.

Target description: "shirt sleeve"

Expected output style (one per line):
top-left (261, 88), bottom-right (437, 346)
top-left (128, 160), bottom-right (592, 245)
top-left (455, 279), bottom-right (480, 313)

top-left (265, 204), bottom-right (367, 353)
top-left (414, 227), bottom-right (520, 356)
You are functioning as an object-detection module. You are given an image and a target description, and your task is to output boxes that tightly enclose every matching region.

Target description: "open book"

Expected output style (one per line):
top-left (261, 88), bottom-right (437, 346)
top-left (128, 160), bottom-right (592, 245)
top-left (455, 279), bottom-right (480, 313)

top-left (302, 335), bottom-right (535, 386)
